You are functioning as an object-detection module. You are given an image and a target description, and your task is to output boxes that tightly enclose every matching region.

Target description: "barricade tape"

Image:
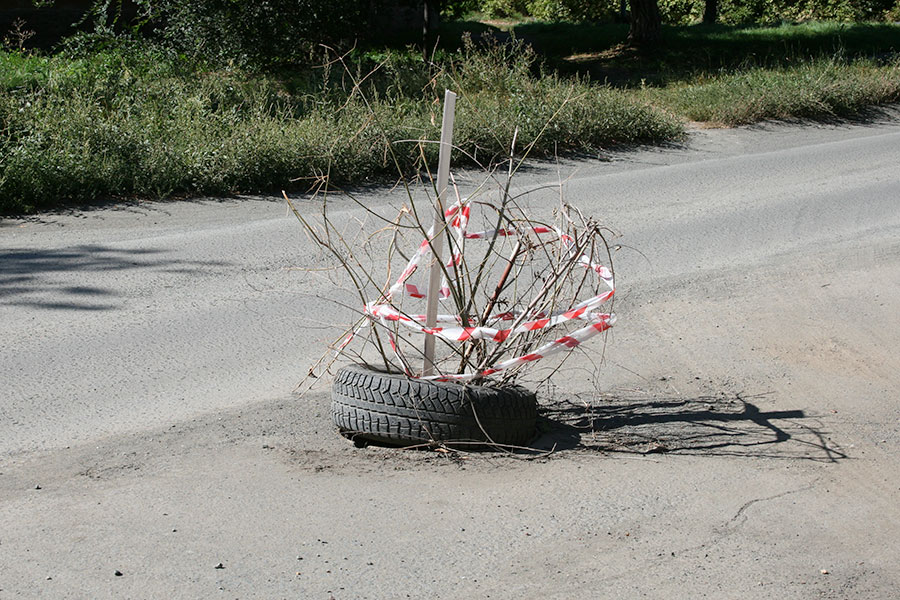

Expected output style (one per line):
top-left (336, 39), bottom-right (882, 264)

top-left (342, 198), bottom-right (615, 381)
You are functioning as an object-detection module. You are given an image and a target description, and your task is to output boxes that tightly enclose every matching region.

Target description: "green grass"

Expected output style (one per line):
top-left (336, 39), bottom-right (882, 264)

top-left (454, 20), bottom-right (900, 126)
top-left (646, 56), bottom-right (900, 125)
top-left (3, 21), bottom-right (900, 214)
top-left (0, 41), bottom-right (682, 214)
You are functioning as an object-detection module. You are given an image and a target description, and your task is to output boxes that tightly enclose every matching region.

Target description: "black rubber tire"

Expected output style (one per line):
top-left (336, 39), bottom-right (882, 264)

top-left (331, 364), bottom-right (537, 447)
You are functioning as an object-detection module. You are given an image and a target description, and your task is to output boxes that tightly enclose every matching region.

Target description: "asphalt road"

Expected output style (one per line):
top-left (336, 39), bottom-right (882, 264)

top-left (2, 114), bottom-right (899, 598)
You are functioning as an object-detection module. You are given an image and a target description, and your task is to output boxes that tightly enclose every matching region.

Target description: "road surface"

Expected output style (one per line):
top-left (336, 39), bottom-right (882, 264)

top-left (2, 113), bottom-right (899, 598)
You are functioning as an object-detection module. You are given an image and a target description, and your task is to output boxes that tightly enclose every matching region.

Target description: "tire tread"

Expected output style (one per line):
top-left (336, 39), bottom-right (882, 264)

top-left (331, 364), bottom-right (536, 447)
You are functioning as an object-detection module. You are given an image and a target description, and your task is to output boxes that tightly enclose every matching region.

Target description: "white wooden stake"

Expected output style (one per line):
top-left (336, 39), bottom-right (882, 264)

top-left (423, 89), bottom-right (457, 376)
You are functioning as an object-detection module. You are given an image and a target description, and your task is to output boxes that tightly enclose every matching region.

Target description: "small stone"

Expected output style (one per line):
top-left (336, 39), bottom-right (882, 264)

top-left (46, 577), bottom-right (52, 580)
top-left (821, 569), bottom-right (829, 575)
top-left (34, 485), bottom-right (41, 490)
top-left (214, 563), bottom-right (224, 569)
top-left (644, 442), bottom-right (670, 454)
top-left (114, 570), bottom-right (123, 577)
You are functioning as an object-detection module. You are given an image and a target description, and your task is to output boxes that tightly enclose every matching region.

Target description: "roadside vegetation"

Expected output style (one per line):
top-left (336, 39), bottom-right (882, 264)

top-left (2, 0), bottom-right (900, 214)
top-left (647, 55), bottom-right (900, 125)
top-left (0, 38), bottom-right (681, 213)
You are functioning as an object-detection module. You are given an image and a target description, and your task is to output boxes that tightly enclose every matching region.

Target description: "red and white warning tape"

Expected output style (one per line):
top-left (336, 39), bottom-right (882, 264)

top-left (344, 199), bottom-right (615, 381)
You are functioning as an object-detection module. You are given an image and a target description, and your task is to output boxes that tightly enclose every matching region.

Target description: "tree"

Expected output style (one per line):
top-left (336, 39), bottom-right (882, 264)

top-left (627, 0), bottom-right (661, 46)
top-left (703, 0), bottom-right (718, 24)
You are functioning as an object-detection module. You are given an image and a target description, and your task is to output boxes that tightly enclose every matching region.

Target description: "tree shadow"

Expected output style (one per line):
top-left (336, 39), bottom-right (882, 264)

top-left (0, 244), bottom-right (231, 311)
top-left (500, 21), bottom-right (900, 86)
top-left (531, 392), bottom-right (846, 463)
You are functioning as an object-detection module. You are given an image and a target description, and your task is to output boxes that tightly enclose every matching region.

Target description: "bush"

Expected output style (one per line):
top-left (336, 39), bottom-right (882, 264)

top-left (715, 0), bottom-right (900, 24)
top-left (658, 0), bottom-right (702, 25)
top-left (526, 0), bottom-right (617, 22)
top-left (888, 0), bottom-right (900, 20)
top-left (68, 0), bottom-right (430, 67)
top-left (441, 0), bottom-right (900, 25)
top-left (442, 0), bottom-right (482, 19)
top-left (481, 0), bottom-right (530, 18)
top-left (152, 0), bottom-right (370, 66)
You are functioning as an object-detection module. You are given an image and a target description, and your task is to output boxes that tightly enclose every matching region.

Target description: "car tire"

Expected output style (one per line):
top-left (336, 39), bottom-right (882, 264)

top-left (331, 363), bottom-right (537, 447)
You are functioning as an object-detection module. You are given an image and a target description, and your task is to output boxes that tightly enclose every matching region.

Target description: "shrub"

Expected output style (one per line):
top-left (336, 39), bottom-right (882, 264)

top-left (658, 0), bottom-right (702, 24)
top-left (151, 0), bottom-right (370, 67)
top-left (526, 0), bottom-right (617, 22)
top-left (441, 0), bottom-right (482, 19)
top-left (68, 0), bottom-right (431, 67)
top-left (481, 0), bottom-right (531, 18)
top-left (715, 0), bottom-right (900, 24)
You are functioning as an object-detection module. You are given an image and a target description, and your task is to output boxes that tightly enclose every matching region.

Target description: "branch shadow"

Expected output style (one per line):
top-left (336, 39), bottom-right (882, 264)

top-left (531, 392), bottom-right (847, 463)
top-left (0, 244), bottom-right (231, 311)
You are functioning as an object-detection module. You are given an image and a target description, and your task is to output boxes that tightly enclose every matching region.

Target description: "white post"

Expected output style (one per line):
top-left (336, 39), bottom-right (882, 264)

top-left (423, 89), bottom-right (457, 377)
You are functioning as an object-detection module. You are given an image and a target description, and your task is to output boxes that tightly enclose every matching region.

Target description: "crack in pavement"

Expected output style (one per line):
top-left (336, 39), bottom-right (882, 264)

top-left (725, 481), bottom-right (819, 529)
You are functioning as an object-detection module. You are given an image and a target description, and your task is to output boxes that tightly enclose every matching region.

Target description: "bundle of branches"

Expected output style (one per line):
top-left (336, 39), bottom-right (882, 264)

top-left (287, 138), bottom-right (616, 388)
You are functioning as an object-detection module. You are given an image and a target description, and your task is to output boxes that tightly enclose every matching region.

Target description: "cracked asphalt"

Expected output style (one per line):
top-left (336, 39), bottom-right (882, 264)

top-left (2, 113), bottom-right (900, 598)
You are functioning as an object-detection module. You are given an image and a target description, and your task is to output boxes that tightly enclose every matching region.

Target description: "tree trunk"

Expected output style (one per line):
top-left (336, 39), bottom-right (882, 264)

top-left (627, 0), bottom-right (661, 46)
top-left (422, 1), bottom-right (439, 60)
top-left (703, 0), bottom-right (718, 24)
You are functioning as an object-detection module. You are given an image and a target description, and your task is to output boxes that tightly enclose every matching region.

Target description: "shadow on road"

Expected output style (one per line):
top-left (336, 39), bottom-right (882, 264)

top-left (0, 244), bottom-right (230, 311)
top-left (532, 393), bottom-right (847, 463)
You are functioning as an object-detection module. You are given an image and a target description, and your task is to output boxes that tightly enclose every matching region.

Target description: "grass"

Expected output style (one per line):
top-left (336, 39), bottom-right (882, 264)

top-left (424, 19), bottom-right (900, 128)
top-left (0, 39), bottom-right (682, 214)
top-left (2, 20), bottom-right (900, 214)
top-left (647, 56), bottom-right (900, 125)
